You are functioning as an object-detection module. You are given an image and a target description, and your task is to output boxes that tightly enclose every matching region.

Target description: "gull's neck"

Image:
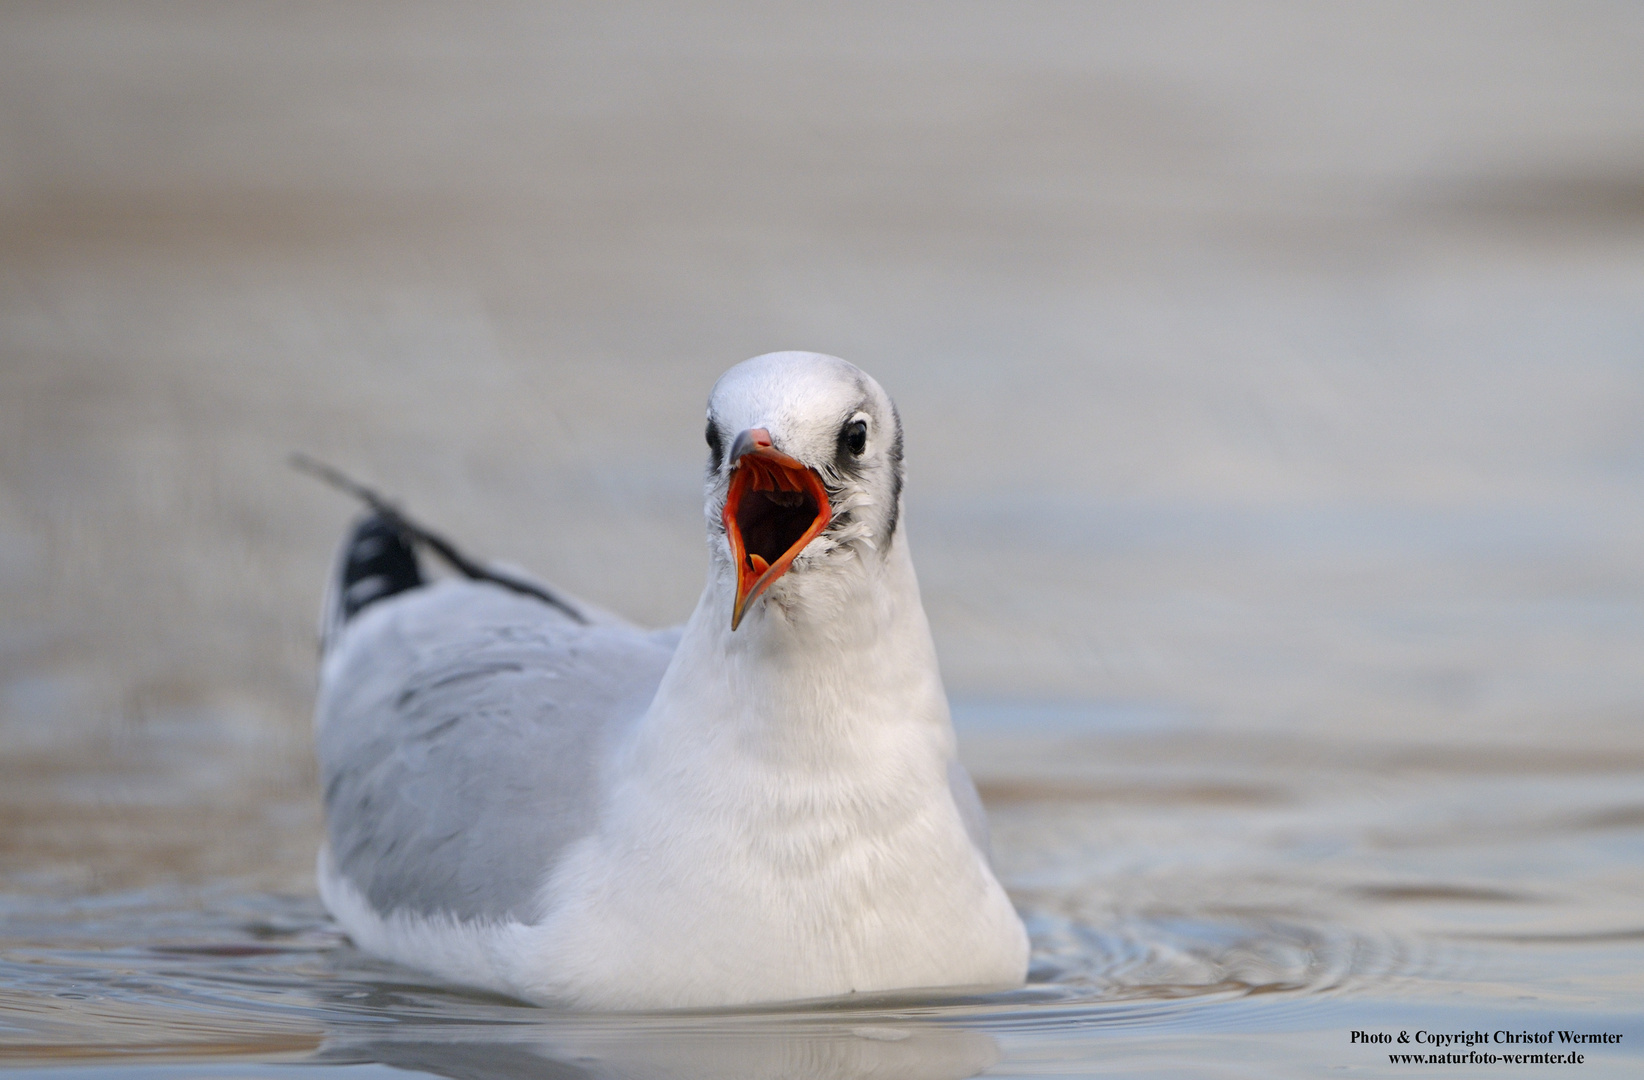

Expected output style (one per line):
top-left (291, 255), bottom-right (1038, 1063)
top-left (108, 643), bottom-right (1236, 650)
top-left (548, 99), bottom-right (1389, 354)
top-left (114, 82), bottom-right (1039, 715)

top-left (637, 530), bottom-right (954, 773)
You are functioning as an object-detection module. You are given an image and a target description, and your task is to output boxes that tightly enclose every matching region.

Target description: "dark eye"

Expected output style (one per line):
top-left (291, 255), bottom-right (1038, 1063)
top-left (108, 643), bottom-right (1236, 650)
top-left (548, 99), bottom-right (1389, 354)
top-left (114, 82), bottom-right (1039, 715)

top-left (705, 419), bottom-right (724, 472)
top-left (841, 418), bottom-right (867, 457)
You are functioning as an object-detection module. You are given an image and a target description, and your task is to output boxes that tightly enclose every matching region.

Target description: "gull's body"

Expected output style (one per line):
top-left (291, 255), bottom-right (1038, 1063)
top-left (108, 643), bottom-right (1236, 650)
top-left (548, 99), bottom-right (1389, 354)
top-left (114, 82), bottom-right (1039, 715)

top-left (314, 352), bottom-right (1029, 1009)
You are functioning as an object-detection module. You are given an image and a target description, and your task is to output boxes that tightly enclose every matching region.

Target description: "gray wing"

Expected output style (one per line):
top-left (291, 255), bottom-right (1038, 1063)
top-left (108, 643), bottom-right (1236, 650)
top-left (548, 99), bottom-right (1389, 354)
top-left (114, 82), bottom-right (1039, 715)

top-left (315, 579), bottom-right (675, 923)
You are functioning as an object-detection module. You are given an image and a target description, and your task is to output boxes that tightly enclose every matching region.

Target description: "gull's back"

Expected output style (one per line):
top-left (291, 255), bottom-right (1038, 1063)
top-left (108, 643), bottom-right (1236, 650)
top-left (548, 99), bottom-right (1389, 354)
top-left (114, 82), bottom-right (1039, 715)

top-left (315, 517), bottom-right (676, 924)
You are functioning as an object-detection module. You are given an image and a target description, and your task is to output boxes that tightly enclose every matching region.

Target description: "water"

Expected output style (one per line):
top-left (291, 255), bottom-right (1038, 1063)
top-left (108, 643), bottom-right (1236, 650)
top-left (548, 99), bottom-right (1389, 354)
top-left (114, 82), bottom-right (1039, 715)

top-left (3, 710), bottom-right (1640, 1077)
top-left (3, 3), bottom-right (1644, 1076)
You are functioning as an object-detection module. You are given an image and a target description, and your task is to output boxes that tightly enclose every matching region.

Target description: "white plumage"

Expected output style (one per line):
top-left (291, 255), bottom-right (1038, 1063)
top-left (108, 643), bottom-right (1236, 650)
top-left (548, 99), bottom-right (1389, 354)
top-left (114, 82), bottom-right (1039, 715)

top-left (314, 351), bottom-right (1029, 1009)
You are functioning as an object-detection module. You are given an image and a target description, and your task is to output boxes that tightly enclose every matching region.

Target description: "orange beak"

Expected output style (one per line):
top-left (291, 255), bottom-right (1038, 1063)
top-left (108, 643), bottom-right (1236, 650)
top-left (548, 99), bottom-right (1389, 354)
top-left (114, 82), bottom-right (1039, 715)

top-left (722, 428), bottom-right (831, 630)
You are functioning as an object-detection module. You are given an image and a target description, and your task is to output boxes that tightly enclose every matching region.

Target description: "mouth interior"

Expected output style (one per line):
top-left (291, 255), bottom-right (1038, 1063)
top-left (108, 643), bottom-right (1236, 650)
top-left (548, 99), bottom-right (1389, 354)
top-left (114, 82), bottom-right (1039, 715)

top-left (732, 458), bottom-right (824, 571)
top-left (723, 451), bottom-right (831, 627)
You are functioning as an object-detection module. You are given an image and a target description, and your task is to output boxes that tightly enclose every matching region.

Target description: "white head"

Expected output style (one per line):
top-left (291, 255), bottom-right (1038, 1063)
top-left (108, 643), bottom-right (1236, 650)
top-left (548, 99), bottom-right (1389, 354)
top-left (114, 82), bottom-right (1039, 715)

top-left (703, 352), bottom-right (905, 630)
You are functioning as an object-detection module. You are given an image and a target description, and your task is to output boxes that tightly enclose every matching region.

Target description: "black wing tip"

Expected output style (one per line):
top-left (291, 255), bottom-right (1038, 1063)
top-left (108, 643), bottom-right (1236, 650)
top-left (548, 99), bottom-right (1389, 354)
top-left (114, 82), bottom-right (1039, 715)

top-left (296, 453), bottom-right (589, 626)
top-left (338, 513), bottom-right (425, 623)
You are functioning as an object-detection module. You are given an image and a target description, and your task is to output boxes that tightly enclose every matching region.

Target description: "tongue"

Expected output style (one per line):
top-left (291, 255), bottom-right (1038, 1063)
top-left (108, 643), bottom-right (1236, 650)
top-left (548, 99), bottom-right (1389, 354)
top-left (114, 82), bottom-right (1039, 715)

top-left (748, 554), bottom-right (770, 575)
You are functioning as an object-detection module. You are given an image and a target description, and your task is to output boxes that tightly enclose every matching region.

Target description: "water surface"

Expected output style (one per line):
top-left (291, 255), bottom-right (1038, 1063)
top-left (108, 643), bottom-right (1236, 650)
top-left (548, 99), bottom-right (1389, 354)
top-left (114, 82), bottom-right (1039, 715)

top-left (3, 700), bottom-right (1641, 1077)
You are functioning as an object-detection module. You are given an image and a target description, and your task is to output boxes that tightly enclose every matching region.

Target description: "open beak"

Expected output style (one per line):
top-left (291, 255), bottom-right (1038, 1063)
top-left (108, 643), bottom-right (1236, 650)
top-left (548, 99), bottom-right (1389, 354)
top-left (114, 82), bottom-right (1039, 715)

top-left (722, 428), bottom-right (831, 630)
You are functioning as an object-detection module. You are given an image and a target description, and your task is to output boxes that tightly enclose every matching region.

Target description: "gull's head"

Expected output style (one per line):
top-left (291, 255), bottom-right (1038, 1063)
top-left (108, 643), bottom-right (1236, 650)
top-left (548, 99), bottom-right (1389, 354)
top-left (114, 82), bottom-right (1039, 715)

top-left (704, 352), bottom-right (904, 630)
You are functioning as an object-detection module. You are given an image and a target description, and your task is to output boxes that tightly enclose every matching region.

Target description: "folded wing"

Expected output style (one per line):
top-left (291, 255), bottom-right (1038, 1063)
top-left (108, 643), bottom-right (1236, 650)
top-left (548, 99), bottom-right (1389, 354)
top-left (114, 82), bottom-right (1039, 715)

top-left (316, 580), bottom-right (675, 923)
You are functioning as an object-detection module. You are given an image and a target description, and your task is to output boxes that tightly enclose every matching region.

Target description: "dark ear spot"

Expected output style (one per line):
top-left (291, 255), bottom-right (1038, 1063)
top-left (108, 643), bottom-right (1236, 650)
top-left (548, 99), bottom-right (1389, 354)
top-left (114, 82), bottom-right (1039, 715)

top-left (885, 405), bottom-right (904, 540)
top-left (705, 419), bottom-right (724, 474)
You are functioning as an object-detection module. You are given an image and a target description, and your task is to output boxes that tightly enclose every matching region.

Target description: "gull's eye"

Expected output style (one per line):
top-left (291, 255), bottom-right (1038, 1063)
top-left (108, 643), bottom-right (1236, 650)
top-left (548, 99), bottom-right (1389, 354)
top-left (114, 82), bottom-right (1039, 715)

top-left (706, 419), bottom-right (724, 472)
top-left (841, 418), bottom-right (868, 457)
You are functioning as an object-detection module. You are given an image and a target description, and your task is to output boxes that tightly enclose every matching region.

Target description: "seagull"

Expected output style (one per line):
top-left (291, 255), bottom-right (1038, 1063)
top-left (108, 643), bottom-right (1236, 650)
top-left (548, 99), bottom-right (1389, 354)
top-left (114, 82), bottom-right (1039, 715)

top-left (311, 351), bottom-right (1029, 1009)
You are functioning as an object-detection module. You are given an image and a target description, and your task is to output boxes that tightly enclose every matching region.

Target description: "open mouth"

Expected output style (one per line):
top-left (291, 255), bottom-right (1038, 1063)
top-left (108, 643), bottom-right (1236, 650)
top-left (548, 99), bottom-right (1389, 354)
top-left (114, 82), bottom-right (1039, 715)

top-left (722, 436), bottom-right (831, 630)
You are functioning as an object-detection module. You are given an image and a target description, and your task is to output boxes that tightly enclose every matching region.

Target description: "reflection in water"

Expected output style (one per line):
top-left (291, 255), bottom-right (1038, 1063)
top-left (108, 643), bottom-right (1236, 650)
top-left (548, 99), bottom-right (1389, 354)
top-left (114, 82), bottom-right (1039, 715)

top-left (319, 1026), bottom-right (997, 1080)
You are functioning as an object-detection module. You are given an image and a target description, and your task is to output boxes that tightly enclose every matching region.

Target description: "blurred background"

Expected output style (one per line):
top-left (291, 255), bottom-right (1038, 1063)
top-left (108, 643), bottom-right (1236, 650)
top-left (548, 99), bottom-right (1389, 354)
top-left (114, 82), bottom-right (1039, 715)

top-left (3, 1), bottom-right (1643, 899)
